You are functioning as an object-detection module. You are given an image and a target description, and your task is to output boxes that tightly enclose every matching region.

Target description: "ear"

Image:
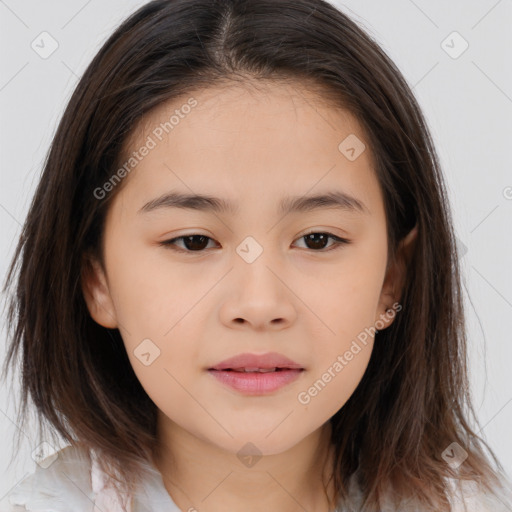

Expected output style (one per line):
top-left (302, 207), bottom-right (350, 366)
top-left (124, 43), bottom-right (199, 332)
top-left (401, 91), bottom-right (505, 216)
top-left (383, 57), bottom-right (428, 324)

top-left (375, 224), bottom-right (418, 329)
top-left (81, 252), bottom-right (118, 329)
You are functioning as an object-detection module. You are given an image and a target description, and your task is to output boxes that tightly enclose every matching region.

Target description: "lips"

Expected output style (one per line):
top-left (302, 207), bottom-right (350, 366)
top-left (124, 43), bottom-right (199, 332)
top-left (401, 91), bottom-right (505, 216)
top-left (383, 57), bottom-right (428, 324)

top-left (208, 352), bottom-right (304, 372)
top-left (207, 352), bottom-right (305, 394)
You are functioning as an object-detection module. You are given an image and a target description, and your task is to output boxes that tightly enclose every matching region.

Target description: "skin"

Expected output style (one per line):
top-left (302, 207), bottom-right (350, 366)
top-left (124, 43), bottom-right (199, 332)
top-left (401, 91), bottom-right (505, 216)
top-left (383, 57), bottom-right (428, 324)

top-left (82, 80), bottom-right (417, 512)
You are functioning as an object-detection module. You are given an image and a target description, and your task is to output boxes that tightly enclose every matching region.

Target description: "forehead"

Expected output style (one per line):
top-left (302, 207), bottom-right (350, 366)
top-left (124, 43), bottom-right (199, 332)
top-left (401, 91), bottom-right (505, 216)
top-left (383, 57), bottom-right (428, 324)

top-left (112, 80), bottom-right (382, 219)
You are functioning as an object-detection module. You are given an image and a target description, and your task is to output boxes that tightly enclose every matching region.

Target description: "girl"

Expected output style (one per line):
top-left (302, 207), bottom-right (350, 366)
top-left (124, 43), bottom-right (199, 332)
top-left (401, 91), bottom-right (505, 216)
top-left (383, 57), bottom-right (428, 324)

top-left (1, 0), bottom-right (511, 511)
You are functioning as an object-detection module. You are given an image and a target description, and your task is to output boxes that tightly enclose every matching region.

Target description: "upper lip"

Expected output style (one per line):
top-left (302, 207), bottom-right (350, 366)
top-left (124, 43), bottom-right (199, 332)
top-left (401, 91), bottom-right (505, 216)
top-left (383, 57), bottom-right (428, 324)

top-left (208, 352), bottom-right (304, 371)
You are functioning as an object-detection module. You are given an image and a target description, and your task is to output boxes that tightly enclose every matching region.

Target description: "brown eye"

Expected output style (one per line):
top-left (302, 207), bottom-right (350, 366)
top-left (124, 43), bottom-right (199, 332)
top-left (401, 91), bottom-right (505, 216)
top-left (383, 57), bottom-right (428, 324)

top-left (294, 232), bottom-right (351, 252)
top-left (160, 234), bottom-right (217, 252)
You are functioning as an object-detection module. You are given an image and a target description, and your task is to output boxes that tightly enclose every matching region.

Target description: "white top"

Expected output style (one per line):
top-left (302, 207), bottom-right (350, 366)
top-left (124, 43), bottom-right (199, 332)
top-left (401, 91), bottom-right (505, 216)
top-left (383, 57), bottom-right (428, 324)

top-left (1, 444), bottom-right (511, 512)
top-left (0, 445), bottom-right (180, 512)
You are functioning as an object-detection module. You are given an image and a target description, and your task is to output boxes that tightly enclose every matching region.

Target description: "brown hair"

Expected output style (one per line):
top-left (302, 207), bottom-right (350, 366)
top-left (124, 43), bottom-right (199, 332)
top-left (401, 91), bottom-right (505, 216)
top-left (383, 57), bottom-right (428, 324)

top-left (2, 0), bottom-right (509, 510)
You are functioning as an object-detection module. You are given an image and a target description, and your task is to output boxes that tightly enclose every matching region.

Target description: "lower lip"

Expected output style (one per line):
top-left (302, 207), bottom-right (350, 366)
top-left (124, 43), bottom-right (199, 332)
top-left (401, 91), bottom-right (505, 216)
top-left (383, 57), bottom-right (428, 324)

top-left (208, 369), bottom-right (304, 395)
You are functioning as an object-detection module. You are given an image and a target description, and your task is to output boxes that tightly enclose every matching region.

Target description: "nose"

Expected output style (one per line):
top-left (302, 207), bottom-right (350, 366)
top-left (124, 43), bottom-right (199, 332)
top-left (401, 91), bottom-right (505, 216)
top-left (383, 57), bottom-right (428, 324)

top-left (219, 248), bottom-right (297, 332)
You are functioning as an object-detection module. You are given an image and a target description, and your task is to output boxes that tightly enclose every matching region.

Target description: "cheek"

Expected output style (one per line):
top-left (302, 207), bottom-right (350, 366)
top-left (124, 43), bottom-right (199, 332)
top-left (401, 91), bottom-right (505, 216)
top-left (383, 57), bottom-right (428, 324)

top-left (295, 347), bottom-right (372, 427)
top-left (298, 273), bottom-right (380, 416)
top-left (312, 255), bottom-right (386, 344)
top-left (106, 240), bottom-right (203, 337)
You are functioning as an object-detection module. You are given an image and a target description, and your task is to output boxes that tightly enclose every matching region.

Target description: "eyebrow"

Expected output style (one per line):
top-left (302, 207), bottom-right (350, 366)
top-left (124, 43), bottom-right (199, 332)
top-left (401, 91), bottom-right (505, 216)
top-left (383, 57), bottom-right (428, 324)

top-left (138, 190), bottom-right (370, 216)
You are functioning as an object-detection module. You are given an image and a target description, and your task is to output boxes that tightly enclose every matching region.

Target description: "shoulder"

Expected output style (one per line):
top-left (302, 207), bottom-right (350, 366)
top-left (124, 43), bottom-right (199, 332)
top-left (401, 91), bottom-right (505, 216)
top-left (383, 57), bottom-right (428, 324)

top-left (341, 472), bottom-right (512, 512)
top-left (0, 444), bottom-right (129, 512)
top-left (446, 476), bottom-right (512, 512)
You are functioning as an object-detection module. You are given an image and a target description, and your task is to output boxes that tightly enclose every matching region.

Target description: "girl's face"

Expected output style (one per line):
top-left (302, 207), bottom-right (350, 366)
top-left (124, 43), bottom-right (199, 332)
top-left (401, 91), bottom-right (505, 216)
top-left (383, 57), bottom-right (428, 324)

top-left (83, 81), bottom-right (408, 457)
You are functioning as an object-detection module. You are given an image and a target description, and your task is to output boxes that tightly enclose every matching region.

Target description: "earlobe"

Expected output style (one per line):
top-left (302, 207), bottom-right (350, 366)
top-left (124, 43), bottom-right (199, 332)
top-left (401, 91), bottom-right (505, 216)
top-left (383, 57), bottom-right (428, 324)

top-left (376, 224), bottom-right (418, 328)
top-left (80, 253), bottom-right (118, 329)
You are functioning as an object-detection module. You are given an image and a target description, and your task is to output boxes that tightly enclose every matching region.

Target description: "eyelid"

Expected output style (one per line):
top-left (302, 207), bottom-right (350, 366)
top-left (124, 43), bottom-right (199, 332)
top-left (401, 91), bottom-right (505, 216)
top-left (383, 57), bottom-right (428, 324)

top-left (299, 227), bottom-right (349, 240)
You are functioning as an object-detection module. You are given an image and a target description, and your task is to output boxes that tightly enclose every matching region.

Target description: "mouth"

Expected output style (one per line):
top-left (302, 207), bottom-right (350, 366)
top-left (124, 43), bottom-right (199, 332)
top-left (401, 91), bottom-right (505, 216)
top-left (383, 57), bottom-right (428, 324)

top-left (207, 352), bottom-right (305, 394)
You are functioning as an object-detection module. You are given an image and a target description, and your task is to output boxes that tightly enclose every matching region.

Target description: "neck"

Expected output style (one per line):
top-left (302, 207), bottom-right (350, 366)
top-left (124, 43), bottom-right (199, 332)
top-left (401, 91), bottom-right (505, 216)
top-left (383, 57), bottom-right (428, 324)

top-left (153, 416), bottom-right (337, 512)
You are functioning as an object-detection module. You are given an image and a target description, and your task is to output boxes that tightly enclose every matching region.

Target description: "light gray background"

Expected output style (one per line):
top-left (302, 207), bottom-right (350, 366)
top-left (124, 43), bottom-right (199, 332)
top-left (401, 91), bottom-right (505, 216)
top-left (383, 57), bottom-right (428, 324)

top-left (1, 0), bottom-right (511, 502)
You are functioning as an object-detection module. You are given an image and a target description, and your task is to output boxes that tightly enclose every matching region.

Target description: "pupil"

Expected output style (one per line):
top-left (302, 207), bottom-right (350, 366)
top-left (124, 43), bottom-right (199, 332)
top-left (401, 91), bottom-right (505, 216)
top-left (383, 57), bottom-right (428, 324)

top-left (184, 235), bottom-right (209, 251)
top-left (305, 233), bottom-right (328, 250)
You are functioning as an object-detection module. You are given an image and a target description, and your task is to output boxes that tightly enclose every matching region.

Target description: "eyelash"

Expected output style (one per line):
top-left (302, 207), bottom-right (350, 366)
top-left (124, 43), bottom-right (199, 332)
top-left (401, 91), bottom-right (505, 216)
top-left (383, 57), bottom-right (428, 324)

top-left (159, 231), bottom-right (351, 254)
